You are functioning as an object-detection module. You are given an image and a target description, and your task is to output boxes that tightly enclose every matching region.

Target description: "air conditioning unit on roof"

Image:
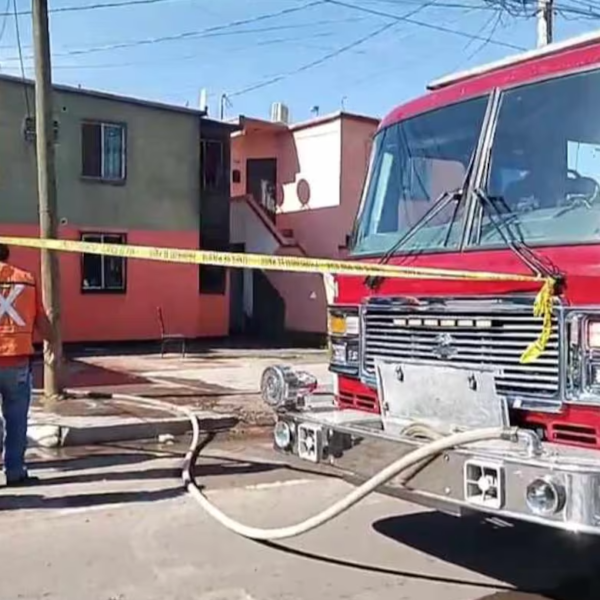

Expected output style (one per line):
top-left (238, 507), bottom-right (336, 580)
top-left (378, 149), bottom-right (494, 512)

top-left (270, 102), bottom-right (289, 124)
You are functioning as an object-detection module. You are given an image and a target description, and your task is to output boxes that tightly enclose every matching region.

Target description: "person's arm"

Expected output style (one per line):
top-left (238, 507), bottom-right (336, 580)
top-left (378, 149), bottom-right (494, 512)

top-left (33, 283), bottom-right (54, 343)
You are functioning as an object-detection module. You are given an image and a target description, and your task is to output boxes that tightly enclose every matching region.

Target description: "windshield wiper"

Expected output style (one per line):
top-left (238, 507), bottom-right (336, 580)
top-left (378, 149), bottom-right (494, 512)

top-left (364, 187), bottom-right (463, 289)
top-left (473, 187), bottom-right (564, 284)
top-left (364, 131), bottom-right (482, 292)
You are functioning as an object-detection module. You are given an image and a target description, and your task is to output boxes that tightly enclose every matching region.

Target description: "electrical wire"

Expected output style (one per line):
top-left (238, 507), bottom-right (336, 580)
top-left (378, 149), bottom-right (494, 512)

top-left (228, 0), bottom-right (438, 98)
top-left (228, 22), bottom-right (400, 98)
top-left (0, 0), bottom-right (327, 61)
top-left (323, 0), bottom-right (527, 50)
top-left (3, 0), bottom-right (211, 17)
top-left (342, 5), bottom-right (485, 87)
top-left (0, 0), bottom-right (11, 44)
top-left (50, 30), bottom-right (342, 71)
top-left (11, 0), bottom-right (30, 117)
top-left (462, 9), bottom-right (506, 62)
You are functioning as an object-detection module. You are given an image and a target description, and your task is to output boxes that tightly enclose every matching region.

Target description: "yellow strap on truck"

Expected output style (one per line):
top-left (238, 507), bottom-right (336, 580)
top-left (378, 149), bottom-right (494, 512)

top-left (0, 235), bottom-right (556, 364)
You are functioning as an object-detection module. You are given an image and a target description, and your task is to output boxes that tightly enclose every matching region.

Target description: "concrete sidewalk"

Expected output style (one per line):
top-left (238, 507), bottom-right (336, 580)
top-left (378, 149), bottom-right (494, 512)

top-left (27, 348), bottom-right (330, 448)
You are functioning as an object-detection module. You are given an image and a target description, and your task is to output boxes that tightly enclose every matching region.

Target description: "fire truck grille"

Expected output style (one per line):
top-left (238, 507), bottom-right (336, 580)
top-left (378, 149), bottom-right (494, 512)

top-left (361, 297), bottom-right (561, 401)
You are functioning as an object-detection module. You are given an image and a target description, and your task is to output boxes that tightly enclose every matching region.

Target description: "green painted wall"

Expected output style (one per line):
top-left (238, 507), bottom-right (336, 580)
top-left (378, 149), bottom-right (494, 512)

top-left (0, 78), bottom-right (201, 232)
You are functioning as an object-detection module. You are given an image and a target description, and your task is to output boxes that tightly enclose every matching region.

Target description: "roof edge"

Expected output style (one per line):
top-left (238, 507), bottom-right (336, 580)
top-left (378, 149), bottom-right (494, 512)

top-left (0, 72), bottom-right (207, 117)
top-left (428, 28), bottom-right (600, 90)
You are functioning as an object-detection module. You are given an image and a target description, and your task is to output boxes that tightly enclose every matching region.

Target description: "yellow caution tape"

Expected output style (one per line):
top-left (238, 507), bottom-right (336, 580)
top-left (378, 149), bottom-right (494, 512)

top-left (0, 235), bottom-right (556, 363)
top-left (519, 278), bottom-right (556, 365)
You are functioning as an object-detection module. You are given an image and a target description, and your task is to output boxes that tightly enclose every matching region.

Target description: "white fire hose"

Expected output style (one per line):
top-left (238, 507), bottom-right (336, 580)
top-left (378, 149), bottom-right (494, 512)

top-left (52, 390), bottom-right (508, 541)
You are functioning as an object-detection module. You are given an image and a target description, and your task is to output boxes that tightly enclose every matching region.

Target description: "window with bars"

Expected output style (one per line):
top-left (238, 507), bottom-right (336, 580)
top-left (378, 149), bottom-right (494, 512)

top-left (80, 233), bottom-right (127, 293)
top-left (81, 121), bottom-right (126, 181)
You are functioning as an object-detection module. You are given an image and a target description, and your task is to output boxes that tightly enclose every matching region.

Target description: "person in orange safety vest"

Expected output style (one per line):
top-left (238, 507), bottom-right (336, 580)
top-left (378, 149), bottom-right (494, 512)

top-left (0, 243), bottom-right (54, 487)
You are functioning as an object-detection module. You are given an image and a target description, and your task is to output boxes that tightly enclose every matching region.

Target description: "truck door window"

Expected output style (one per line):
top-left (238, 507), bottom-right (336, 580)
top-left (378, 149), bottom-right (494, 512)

top-left (568, 140), bottom-right (600, 181)
top-left (473, 67), bottom-right (600, 248)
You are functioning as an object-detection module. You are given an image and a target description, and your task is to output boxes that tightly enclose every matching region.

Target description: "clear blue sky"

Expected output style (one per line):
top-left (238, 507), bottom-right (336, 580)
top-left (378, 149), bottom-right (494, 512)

top-left (0, 0), bottom-right (599, 122)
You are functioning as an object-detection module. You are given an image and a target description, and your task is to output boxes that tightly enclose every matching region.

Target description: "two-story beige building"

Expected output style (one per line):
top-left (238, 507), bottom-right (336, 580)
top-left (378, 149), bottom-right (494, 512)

top-left (0, 74), bottom-right (237, 344)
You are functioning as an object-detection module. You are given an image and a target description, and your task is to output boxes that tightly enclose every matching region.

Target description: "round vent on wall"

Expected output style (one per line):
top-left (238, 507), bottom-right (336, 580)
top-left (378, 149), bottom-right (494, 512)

top-left (296, 179), bottom-right (311, 207)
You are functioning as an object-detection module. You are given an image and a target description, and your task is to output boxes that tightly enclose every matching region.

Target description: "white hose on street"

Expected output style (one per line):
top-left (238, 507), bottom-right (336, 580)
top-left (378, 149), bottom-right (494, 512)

top-left (58, 389), bottom-right (508, 541)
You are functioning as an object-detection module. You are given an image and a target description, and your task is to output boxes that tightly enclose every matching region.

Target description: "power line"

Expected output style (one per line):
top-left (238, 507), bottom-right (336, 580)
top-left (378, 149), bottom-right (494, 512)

top-left (0, 0), bottom-right (327, 61)
top-left (229, 22), bottom-right (398, 98)
top-left (463, 9), bottom-right (505, 60)
top-left (228, 0), bottom-right (438, 98)
top-left (323, 0), bottom-right (527, 50)
top-left (341, 5), bottom-right (485, 88)
top-left (0, 16), bottom-right (365, 52)
top-left (0, 0), bottom-right (209, 17)
top-left (0, 0), bottom-right (11, 43)
top-left (367, 0), bottom-right (497, 9)
top-left (49, 29), bottom-right (341, 70)
top-left (12, 0), bottom-right (31, 116)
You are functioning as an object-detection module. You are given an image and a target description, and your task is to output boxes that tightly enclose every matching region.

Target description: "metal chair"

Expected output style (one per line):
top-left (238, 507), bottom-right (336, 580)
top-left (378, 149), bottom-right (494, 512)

top-left (157, 307), bottom-right (186, 357)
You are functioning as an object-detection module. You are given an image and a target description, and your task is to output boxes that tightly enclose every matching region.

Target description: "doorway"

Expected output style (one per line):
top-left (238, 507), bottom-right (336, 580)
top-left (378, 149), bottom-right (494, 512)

top-left (246, 158), bottom-right (277, 220)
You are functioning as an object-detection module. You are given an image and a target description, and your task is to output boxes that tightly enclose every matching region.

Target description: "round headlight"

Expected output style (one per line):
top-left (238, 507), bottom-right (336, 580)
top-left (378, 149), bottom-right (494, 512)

top-left (525, 476), bottom-right (566, 516)
top-left (274, 421), bottom-right (292, 449)
top-left (260, 365), bottom-right (317, 410)
top-left (260, 366), bottom-right (289, 408)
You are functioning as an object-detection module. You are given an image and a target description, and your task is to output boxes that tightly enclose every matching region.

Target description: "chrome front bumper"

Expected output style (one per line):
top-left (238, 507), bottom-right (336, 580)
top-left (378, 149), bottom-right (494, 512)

top-left (271, 393), bottom-right (600, 535)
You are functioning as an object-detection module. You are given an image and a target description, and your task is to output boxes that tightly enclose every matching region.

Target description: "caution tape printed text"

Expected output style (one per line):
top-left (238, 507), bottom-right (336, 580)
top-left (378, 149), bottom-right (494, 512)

top-left (0, 236), bottom-right (555, 364)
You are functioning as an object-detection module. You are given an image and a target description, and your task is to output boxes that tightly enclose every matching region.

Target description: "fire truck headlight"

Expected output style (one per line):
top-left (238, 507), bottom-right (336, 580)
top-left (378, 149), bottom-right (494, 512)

top-left (587, 320), bottom-right (600, 348)
top-left (327, 306), bottom-right (360, 377)
top-left (273, 420), bottom-right (293, 450)
top-left (260, 365), bottom-right (317, 410)
top-left (328, 311), bottom-right (359, 336)
top-left (261, 365), bottom-right (292, 408)
top-left (525, 476), bottom-right (566, 516)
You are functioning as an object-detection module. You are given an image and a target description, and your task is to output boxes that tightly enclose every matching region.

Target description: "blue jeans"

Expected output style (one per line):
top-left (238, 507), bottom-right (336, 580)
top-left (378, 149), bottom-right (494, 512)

top-left (0, 364), bottom-right (32, 481)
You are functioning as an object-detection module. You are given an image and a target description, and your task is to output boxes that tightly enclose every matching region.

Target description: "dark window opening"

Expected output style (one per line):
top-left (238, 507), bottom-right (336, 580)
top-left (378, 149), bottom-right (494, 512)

top-left (199, 265), bottom-right (226, 295)
top-left (199, 198), bottom-right (229, 295)
top-left (81, 233), bottom-right (126, 293)
top-left (199, 227), bottom-right (227, 295)
top-left (81, 121), bottom-right (126, 181)
top-left (201, 139), bottom-right (224, 190)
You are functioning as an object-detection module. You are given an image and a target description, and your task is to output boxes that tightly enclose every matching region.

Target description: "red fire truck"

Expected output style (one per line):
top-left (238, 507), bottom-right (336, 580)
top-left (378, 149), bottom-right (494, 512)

top-left (258, 30), bottom-right (600, 535)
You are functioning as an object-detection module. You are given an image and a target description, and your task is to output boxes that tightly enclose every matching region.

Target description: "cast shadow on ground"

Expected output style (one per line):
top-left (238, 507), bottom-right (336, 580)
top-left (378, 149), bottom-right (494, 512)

top-left (372, 512), bottom-right (600, 600)
top-left (32, 358), bottom-right (148, 390)
top-left (0, 486), bottom-right (183, 511)
top-left (257, 512), bottom-right (600, 599)
top-left (32, 460), bottom-right (283, 487)
top-left (259, 539), bottom-right (512, 592)
top-left (29, 452), bottom-right (158, 472)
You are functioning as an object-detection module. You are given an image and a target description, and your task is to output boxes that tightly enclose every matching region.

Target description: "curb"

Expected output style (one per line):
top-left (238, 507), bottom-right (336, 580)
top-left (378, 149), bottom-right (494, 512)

top-left (27, 412), bottom-right (238, 449)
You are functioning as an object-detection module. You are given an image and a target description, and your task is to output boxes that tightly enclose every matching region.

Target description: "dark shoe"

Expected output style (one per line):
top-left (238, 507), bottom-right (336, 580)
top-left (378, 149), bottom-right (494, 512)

top-left (5, 474), bottom-right (39, 488)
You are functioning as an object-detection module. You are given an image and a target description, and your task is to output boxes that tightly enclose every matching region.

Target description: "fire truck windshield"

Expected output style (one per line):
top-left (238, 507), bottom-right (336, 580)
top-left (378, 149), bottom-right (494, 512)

top-left (352, 67), bottom-right (600, 258)
top-left (351, 95), bottom-right (488, 256)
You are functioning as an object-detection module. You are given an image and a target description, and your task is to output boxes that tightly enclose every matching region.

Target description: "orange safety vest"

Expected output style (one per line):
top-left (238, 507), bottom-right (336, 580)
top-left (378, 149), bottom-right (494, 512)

top-left (0, 263), bottom-right (37, 357)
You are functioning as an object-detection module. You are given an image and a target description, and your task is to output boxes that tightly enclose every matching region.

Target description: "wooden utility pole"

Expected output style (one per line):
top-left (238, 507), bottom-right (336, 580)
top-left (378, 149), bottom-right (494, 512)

top-left (32, 0), bottom-right (63, 400)
top-left (537, 0), bottom-right (553, 47)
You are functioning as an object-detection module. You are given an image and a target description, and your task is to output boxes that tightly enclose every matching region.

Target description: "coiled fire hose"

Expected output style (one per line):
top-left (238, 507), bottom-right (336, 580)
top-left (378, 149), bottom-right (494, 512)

top-left (54, 390), bottom-right (509, 541)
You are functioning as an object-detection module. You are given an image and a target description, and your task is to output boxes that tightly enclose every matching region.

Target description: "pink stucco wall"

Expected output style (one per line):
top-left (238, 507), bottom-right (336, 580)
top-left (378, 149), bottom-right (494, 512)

top-left (231, 132), bottom-right (282, 199)
top-left (230, 114), bottom-right (378, 334)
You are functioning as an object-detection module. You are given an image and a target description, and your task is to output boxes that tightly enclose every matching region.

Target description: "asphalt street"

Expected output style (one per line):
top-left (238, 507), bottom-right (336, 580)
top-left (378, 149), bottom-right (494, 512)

top-left (1, 437), bottom-right (600, 600)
